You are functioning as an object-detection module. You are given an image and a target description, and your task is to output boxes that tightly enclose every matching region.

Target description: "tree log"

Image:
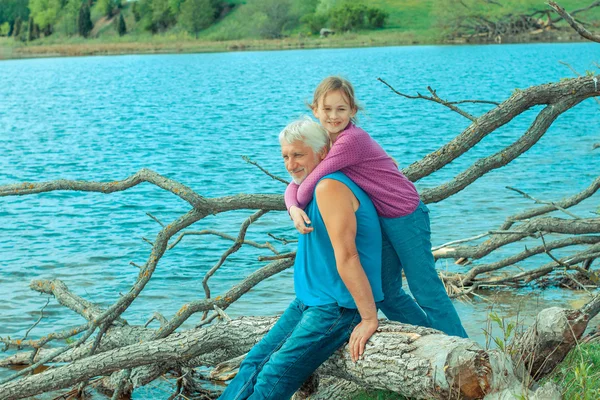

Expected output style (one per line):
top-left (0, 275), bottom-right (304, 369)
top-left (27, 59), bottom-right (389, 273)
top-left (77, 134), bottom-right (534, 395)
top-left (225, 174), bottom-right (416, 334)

top-left (2, 301), bottom-right (594, 400)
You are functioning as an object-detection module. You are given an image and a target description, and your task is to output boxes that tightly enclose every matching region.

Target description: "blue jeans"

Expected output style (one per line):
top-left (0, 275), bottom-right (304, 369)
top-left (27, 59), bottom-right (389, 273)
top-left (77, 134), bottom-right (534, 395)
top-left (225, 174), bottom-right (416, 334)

top-left (379, 202), bottom-right (468, 338)
top-left (219, 298), bottom-right (361, 400)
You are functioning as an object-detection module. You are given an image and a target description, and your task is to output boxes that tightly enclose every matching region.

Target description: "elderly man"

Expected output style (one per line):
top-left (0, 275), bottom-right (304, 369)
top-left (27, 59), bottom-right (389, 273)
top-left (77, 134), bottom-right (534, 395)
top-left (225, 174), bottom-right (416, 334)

top-left (218, 118), bottom-right (383, 400)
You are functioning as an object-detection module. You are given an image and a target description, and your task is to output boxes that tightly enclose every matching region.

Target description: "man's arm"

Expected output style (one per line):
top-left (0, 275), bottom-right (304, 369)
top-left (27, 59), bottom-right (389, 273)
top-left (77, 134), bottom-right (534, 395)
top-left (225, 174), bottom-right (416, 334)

top-left (316, 179), bottom-right (378, 362)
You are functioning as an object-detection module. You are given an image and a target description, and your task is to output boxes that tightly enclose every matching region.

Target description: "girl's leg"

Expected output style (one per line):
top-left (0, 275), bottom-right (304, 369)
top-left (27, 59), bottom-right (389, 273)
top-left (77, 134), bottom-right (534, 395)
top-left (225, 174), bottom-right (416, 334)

top-left (380, 203), bottom-right (468, 338)
top-left (218, 298), bottom-right (305, 400)
top-left (378, 229), bottom-right (429, 327)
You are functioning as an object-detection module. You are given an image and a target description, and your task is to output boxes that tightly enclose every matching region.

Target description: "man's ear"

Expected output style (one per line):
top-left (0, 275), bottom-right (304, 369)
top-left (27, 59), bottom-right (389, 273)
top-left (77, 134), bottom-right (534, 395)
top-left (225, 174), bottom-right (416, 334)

top-left (318, 148), bottom-right (328, 161)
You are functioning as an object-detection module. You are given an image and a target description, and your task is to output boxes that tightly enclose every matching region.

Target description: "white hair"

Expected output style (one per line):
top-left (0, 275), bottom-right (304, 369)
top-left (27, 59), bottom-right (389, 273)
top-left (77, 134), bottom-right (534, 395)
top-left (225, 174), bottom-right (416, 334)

top-left (279, 116), bottom-right (329, 153)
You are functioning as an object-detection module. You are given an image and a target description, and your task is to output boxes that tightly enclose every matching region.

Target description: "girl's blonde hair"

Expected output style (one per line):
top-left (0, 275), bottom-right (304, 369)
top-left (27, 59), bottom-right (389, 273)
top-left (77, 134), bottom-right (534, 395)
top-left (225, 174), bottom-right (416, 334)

top-left (310, 76), bottom-right (363, 123)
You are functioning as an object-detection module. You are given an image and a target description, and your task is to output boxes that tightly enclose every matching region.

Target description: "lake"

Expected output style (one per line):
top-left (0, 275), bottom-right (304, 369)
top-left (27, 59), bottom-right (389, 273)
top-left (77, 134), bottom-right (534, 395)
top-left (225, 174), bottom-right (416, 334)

top-left (0, 43), bottom-right (598, 370)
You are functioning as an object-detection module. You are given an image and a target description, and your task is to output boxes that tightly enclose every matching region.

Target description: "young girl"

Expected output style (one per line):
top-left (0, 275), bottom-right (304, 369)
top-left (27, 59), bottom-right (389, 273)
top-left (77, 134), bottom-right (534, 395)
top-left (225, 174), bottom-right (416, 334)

top-left (285, 76), bottom-right (467, 338)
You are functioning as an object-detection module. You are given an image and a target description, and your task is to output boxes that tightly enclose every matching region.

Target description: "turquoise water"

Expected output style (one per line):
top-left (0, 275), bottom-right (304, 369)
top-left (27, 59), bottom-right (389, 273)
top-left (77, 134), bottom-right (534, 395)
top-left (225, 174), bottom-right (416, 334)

top-left (0, 43), bottom-right (598, 358)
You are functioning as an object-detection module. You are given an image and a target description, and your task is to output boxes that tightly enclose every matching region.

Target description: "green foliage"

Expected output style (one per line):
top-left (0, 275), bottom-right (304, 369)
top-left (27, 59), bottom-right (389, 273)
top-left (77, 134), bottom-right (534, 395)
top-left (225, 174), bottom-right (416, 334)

top-left (0, 0), bottom-right (30, 26)
top-left (117, 12), bottom-right (126, 36)
top-left (179, 0), bottom-right (215, 37)
top-left (0, 21), bottom-right (10, 36)
top-left (351, 389), bottom-right (407, 399)
top-left (132, 1), bottom-right (141, 22)
top-left (58, 0), bottom-right (82, 36)
top-left (12, 15), bottom-right (22, 39)
top-left (301, 0), bottom-right (388, 33)
top-left (543, 343), bottom-right (600, 400)
top-left (96, 0), bottom-right (113, 18)
top-left (366, 7), bottom-right (386, 28)
top-left (150, 0), bottom-right (177, 32)
top-left (483, 311), bottom-right (516, 354)
top-left (78, 2), bottom-right (93, 37)
top-left (301, 11), bottom-right (327, 34)
top-left (28, 0), bottom-right (61, 33)
top-left (27, 15), bottom-right (34, 40)
top-left (243, 0), bottom-right (294, 38)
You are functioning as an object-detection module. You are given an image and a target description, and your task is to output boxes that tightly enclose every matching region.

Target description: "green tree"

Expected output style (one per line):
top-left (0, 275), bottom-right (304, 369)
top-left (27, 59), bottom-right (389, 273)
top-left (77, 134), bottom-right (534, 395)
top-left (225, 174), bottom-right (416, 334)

top-left (179, 0), bottom-right (215, 38)
top-left (0, 21), bottom-right (10, 36)
top-left (27, 15), bottom-right (33, 40)
top-left (96, 0), bottom-right (113, 17)
top-left (60, 0), bottom-right (82, 36)
top-left (117, 12), bottom-right (126, 35)
top-left (132, 1), bottom-right (141, 22)
top-left (12, 15), bottom-right (22, 39)
top-left (28, 0), bottom-right (61, 35)
top-left (366, 7), bottom-right (387, 28)
top-left (245, 0), bottom-right (293, 39)
top-left (150, 0), bottom-right (176, 32)
top-left (78, 2), bottom-right (92, 37)
top-left (328, 2), bottom-right (367, 31)
top-left (0, 0), bottom-right (30, 27)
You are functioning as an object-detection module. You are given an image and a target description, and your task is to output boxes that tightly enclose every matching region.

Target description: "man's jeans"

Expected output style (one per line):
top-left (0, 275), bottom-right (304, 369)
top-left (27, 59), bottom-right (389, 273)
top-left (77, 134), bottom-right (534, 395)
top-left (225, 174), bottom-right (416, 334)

top-left (218, 298), bottom-right (360, 400)
top-left (378, 202), bottom-right (468, 338)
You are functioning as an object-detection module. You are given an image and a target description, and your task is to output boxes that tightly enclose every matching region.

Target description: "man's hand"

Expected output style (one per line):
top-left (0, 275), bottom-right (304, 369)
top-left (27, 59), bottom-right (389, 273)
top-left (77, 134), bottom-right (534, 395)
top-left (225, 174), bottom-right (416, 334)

top-left (349, 318), bottom-right (378, 362)
top-left (290, 206), bottom-right (313, 234)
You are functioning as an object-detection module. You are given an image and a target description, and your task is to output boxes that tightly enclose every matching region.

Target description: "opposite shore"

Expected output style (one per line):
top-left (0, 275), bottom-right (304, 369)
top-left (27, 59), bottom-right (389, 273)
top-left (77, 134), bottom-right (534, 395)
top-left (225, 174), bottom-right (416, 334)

top-left (0, 28), bottom-right (589, 61)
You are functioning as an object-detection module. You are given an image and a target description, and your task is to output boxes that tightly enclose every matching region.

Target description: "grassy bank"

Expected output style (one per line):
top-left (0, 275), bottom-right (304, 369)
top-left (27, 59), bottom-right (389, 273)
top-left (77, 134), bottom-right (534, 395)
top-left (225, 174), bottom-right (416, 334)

top-left (0, 29), bottom-right (437, 60)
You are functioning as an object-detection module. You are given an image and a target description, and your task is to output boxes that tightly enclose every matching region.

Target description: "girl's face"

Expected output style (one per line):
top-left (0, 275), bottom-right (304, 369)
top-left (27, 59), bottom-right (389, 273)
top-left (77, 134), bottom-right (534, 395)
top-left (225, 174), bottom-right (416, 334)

top-left (312, 90), bottom-right (356, 137)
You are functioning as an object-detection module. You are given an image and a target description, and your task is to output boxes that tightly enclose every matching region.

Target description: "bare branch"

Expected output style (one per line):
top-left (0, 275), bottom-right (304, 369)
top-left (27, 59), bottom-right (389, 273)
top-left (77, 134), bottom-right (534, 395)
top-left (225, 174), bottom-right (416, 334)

top-left (169, 229), bottom-right (278, 254)
top-left (201, 210), bottom-right (270, 311)
top-left (377, 78), bottom-right (478, 121)
top-left (146, 212), bottom-right (165, 227)
top-left (421, 81), bottom-right (600, 203)
top-left (402, 76), bottom-right (599, 184)
top-left (242, 156), bottom-right (289, 185)
top-left (257, 252), bottom-right (296, 262)
top-left (144, 312), bottom-right (169, 328)
top-left (267, 232), bottom-right (297, 244)
top-left (506, 186), bottom-right (581, 219)
top-left (154, 258), bottom-right (294, 338)
top-left (435, 217), bottom-right (600, 260)
top-left (501, 176), bottom-right (600, 230)
top-left (459, 235), bottom-right (600, 284)
top-left (21, 298), bottom-right (50, 344)
top-left (548, 1), bottom-right (600, 42)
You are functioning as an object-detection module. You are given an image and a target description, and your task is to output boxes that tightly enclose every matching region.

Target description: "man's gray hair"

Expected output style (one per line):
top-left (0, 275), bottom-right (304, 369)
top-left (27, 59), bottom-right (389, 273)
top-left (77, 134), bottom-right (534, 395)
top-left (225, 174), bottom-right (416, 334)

top-left (279, 116), bottom-right (329, 153)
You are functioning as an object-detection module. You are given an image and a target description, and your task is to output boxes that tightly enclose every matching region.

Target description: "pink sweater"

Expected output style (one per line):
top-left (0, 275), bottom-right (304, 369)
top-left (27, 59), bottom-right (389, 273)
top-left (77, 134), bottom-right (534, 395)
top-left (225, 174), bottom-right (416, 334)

top-left (284, 124), bottom-right (420, 218)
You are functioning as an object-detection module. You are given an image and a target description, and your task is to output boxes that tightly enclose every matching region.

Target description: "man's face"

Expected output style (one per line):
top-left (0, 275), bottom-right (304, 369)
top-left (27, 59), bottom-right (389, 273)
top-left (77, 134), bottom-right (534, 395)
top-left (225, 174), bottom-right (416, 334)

top-left (281, 140), bottom-right (325, 184)
top-left (312, 89), bottom-right (356, 136)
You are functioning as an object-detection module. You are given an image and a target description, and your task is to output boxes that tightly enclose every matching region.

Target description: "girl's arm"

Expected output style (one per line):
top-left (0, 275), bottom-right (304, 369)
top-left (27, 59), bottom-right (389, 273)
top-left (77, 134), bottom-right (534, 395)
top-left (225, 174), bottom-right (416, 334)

top-left (285, 183), bottom-right (313, 234)
top-left (296, 129), bottom-right (366, 206)
top-left (284, 182), bottom-right (300, 210)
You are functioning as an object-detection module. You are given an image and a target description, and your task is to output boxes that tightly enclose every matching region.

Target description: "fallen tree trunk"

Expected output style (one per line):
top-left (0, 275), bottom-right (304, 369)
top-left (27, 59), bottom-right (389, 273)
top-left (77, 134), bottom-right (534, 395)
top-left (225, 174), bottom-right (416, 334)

top-left (0, 318), bottom-right (520, 400)
top-left (2, 295), bottom-right (598, 400)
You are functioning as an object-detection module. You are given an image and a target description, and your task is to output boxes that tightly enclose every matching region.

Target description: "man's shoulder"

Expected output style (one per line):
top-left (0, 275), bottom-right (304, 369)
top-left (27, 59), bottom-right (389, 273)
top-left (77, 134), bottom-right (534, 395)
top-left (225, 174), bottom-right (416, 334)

top-left (315, 175), bottom-right (351, 199)
top-left (316, 172), bottom-right (350, 192)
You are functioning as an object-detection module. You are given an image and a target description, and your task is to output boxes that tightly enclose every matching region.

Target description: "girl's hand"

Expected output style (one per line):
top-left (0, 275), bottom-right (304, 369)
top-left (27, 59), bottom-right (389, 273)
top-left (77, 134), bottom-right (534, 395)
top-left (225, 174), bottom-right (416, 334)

top-left (290, 206), bottom-right (313, 234)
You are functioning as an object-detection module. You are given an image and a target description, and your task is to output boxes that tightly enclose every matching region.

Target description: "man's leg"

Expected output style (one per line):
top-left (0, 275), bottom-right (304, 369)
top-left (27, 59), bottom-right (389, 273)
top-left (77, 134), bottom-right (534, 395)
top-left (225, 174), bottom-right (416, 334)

top-left (380, 203), bottom-right (468, 338)
top-left (378, 229), bottom-right (429, 327)
top-left (218, 298), bottom-right (305, 400)
top-left (249, 303), bottom-right (361, 400)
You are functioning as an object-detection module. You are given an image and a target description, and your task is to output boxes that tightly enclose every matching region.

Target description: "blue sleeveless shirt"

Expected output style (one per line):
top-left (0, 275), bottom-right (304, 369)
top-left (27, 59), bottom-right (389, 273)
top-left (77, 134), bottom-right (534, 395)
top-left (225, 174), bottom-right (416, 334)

top-left (294, 172), bottom-right (383, 309)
